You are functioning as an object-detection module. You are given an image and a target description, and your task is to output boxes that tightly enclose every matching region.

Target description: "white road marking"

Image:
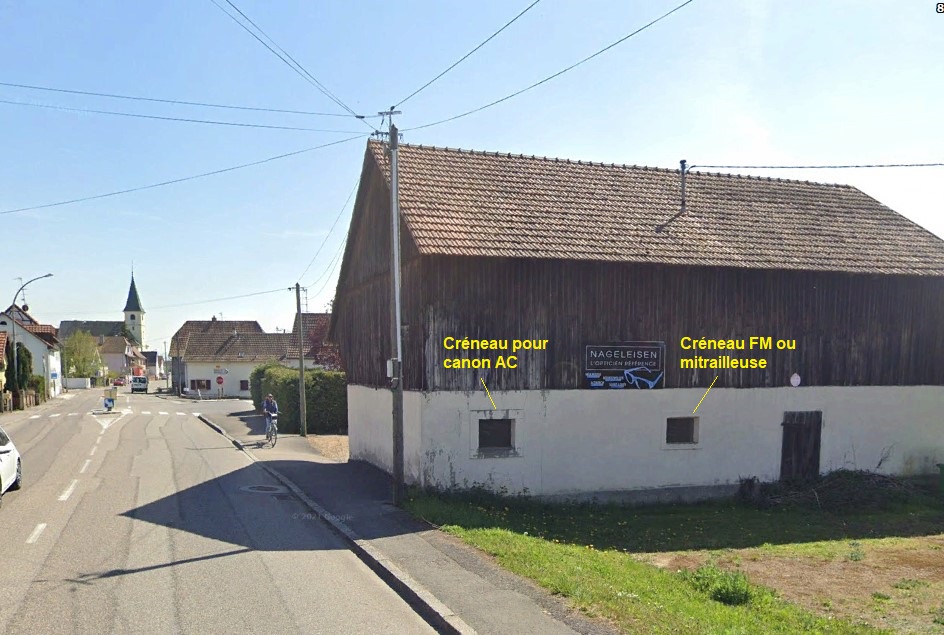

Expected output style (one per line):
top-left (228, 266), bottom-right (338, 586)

top-left (95, 437), bottom-right (102, 445)
top-left (89, 446), bottom-right (97, 456)
top-left (26, 523), bottom-right (47, 544)
top-left (29, 415), bottom-right (40, 419)
top-left (58, 480), bottom-right (79, 501)
top-left (176, 412), bottom-right (185, 416)
top-left (49, 413), bottom-right (61, 418)
top-left (142, 411), bottom-right (151, 415)
top-left (61, 393), bottom-right (74, 400)
top-left (80, 459), bottom-right (92, 474)
top-left (192, 413), bottom-right (201, 417)
top-left (158, 411), bottom-right (168, 415)
top-left (68, 413), bottom-right (78, 416)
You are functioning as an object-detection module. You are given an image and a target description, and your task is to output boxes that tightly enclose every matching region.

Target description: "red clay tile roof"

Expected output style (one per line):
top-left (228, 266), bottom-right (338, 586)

top-left (182, 332), bottom-right (291, 363)
top-left (286, 313), bottom-right (342, 369)
top-left (366, 140), bottom-right (944, 276)
top-left (98, 336), bottom-right (133, 355)
top-left (170, 320), bottom-right (264, 357)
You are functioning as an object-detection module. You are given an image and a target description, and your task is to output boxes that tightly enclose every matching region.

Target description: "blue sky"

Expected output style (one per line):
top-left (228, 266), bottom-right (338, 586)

top-left (1, 0), bottom-right (941, 351)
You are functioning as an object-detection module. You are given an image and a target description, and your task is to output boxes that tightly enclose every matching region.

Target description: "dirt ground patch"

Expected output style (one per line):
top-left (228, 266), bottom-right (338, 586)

top-left (306, 434), bottom-right (349, 462)
top-left (639, 535), bottom-right (944, 634)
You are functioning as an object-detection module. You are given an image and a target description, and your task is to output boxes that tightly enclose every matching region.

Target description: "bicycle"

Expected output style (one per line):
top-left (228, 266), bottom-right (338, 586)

top-left (265, 412), bottom-right (278, 448)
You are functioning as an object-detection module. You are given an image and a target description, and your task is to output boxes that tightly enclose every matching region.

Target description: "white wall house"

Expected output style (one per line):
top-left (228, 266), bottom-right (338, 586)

top-left (178, 330), bottom-right (290, 398)
top-left (0, 312), bottom-right (62, 399)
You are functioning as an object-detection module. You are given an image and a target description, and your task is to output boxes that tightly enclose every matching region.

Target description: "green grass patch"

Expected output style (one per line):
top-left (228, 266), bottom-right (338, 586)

top-left (406, 489), bottom-right (900, 634)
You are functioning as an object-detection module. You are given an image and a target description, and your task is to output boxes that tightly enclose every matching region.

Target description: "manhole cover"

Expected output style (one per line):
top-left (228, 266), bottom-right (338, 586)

top-left (239, 485), bottom-right (289, 495)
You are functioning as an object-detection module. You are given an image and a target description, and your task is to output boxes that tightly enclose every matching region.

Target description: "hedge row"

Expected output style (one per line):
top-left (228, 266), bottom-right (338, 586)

top-left (250, 363), bottom-right (347, 435)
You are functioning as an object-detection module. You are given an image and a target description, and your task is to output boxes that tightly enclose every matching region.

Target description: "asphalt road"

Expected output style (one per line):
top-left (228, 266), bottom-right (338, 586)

top-left (0, 389), bottom-right (435, 634)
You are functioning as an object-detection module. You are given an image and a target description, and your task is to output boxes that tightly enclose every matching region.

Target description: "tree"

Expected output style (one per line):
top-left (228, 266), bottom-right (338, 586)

top-left (63, 331), bottom-right (101, 378)
top-left (119, 324), bottom-right (138, 346)
top-left (4, 342), bottom-right (32, 391)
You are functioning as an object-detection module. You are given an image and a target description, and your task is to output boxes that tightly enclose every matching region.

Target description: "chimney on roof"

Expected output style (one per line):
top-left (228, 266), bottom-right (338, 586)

top-left (211, 315), bottom-right (217, 321)
top-left (680, 159), bottom-right (688, 217)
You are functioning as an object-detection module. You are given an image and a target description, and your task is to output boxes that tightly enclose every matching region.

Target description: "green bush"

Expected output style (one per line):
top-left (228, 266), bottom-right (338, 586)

top-left (251, 364), bottom-right (347, 435)
top-left (27, 375), bottom-right (46, 403)
top-left (682, 564), bottom-right (753, 606)
top-left (249, 362), bottom-right (280, 410)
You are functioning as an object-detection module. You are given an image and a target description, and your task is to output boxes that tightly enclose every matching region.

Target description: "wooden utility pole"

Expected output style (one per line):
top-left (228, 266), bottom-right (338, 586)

top-left (296, 282), bottom-right (307, 437)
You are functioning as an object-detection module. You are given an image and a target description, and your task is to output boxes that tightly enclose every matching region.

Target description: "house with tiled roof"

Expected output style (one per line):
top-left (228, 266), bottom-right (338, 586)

top-left (176, 326), bottom-right (290, 397)
top-left (0, 304), bottom-right (63, 399)
top-left (330, 140), bottom-right (944, 500)
top-left (97, 336), bottom-right (145, 378)
top-left (284, 313), bottom-right (343, 371)
top-left (169, 318), bottom-right (266, 394)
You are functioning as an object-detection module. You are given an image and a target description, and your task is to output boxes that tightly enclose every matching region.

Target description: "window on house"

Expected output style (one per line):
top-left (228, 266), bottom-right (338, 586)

top-left (666, 417), bottom-right (698, 444)
top-left (478, 418), bottom-right (514, 456)
top-left (190, 379), bottom-right (211, 390)
top-left (129, 314), bottom-right (135, 320)
top-left (239, 380), bottom-right (249, 391)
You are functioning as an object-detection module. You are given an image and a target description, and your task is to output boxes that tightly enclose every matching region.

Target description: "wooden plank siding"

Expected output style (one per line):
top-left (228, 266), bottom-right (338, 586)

top-left (331, 147), bottom-right (944, 393)
top-left (416, 256), bottom-right (944, 391)
top-left (331, 149), bottom-right (423, 389)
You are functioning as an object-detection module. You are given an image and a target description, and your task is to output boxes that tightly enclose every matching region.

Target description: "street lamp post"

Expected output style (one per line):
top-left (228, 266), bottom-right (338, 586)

top-left (9, 273), bottom-right (53, 403)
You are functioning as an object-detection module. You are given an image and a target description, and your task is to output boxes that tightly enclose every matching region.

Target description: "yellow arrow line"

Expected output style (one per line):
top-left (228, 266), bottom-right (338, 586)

top-left (480, 377), bottom-right (497, 409)
top-left (693, 376), bottom-right (718, 414)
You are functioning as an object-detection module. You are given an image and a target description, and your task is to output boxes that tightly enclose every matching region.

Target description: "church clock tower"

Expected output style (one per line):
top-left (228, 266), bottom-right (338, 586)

top-left (123, 274), bottom-right (145, 348)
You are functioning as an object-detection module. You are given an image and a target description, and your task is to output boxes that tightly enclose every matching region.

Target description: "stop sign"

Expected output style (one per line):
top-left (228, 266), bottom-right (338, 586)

top-left (216, 376), bottom-right (224, 385)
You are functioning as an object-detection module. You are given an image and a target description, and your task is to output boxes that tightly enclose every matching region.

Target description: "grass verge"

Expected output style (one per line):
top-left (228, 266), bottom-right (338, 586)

top-left (404, 482), bottom-right (942, 634)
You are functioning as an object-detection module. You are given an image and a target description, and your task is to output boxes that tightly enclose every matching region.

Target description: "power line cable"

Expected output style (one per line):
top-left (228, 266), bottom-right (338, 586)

top-left (0, 134), bottom-right (367, 216)
top-left (210, 0), bottom-right (373, 132)
top-left (0, 98), bottom-right (367, 133)
top-left (395, 0), bottom-right (543, 108)
top-left (0, 80), bottom-right (374, 118)
top-left (405, 0), bottom-right (696, 132)
top-left (309, 231), bottom-right (348, 295)
top-left (690, 162), bottom-right (944, 170)
top-left (296, 175), bottom-right (360, 282)
top-left (149, 287), bottom-right (289, 310)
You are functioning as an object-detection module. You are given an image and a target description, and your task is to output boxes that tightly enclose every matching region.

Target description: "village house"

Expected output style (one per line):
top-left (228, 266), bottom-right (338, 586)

top-left (284, 313), bottom-right (343, 371)
top-left (0, 304), bottom-right (62, 399)
top-left (330, 141), bottom-right (944, 501)
top-left (98, 336), bottom-right (146, 377)
top-left (170, 314), bottom-right (341, 398)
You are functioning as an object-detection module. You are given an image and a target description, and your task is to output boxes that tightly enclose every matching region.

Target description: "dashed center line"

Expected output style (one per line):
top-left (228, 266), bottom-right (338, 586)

top-left (58, 480), bottom-right (78, 501)
top-left (29, 415), bottom-right (40, 419)
top-left (142, 411), bottom-right (151, 415)
top-left (26, 523), bottom-right (47, 544)
top-left (68, 413), bottom-right (78, 416)
top-left (158, 411), bottom-right (169, 415)
top-left (176, 412), bottom-right (185, 416)
top-left (80, 459), bottom-right (91, 474)
top-left (89, 446), bottom-right (97, 456)
top-left (95, 437), bottom-right (102, 445)
top-left (49, 413), bottom-right (60, 418)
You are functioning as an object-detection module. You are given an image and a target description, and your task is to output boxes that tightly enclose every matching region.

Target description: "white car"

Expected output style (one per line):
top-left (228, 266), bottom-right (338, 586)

top-left (0, 426), bottom-right (22, 507)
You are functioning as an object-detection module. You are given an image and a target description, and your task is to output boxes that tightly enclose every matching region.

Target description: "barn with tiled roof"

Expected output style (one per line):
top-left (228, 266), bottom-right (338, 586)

top-left (330, 140), bottom-right (944, 499)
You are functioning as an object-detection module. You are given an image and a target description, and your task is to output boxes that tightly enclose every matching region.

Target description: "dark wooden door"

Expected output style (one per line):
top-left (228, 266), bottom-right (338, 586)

top-left (780, 411), bottom-right (823, 481)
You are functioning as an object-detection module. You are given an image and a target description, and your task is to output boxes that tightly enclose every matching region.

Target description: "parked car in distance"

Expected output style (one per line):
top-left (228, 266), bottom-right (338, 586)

top-left (0, 426), bottom-right (22, 508)
top-left (131, 376), bottom-right (148, 394)
top-left (113, 377), bottom-right (126, 386)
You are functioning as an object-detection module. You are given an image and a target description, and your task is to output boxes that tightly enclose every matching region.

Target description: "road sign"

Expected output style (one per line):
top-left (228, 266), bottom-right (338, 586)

top-left (104, 398), bottom-right (115, 411)
top-left (216, 376), bottom-right (224, 385)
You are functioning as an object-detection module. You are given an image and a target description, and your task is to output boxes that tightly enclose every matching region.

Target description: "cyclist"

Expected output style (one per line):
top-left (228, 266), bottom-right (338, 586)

top-left (262, 393), bottom-right (279, 437)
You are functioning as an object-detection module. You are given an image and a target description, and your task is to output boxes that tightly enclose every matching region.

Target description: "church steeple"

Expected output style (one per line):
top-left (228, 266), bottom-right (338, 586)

top-left (124, 275), bottom-right (143, 312)
top-left (123, 274), bottom-right (145, 348)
